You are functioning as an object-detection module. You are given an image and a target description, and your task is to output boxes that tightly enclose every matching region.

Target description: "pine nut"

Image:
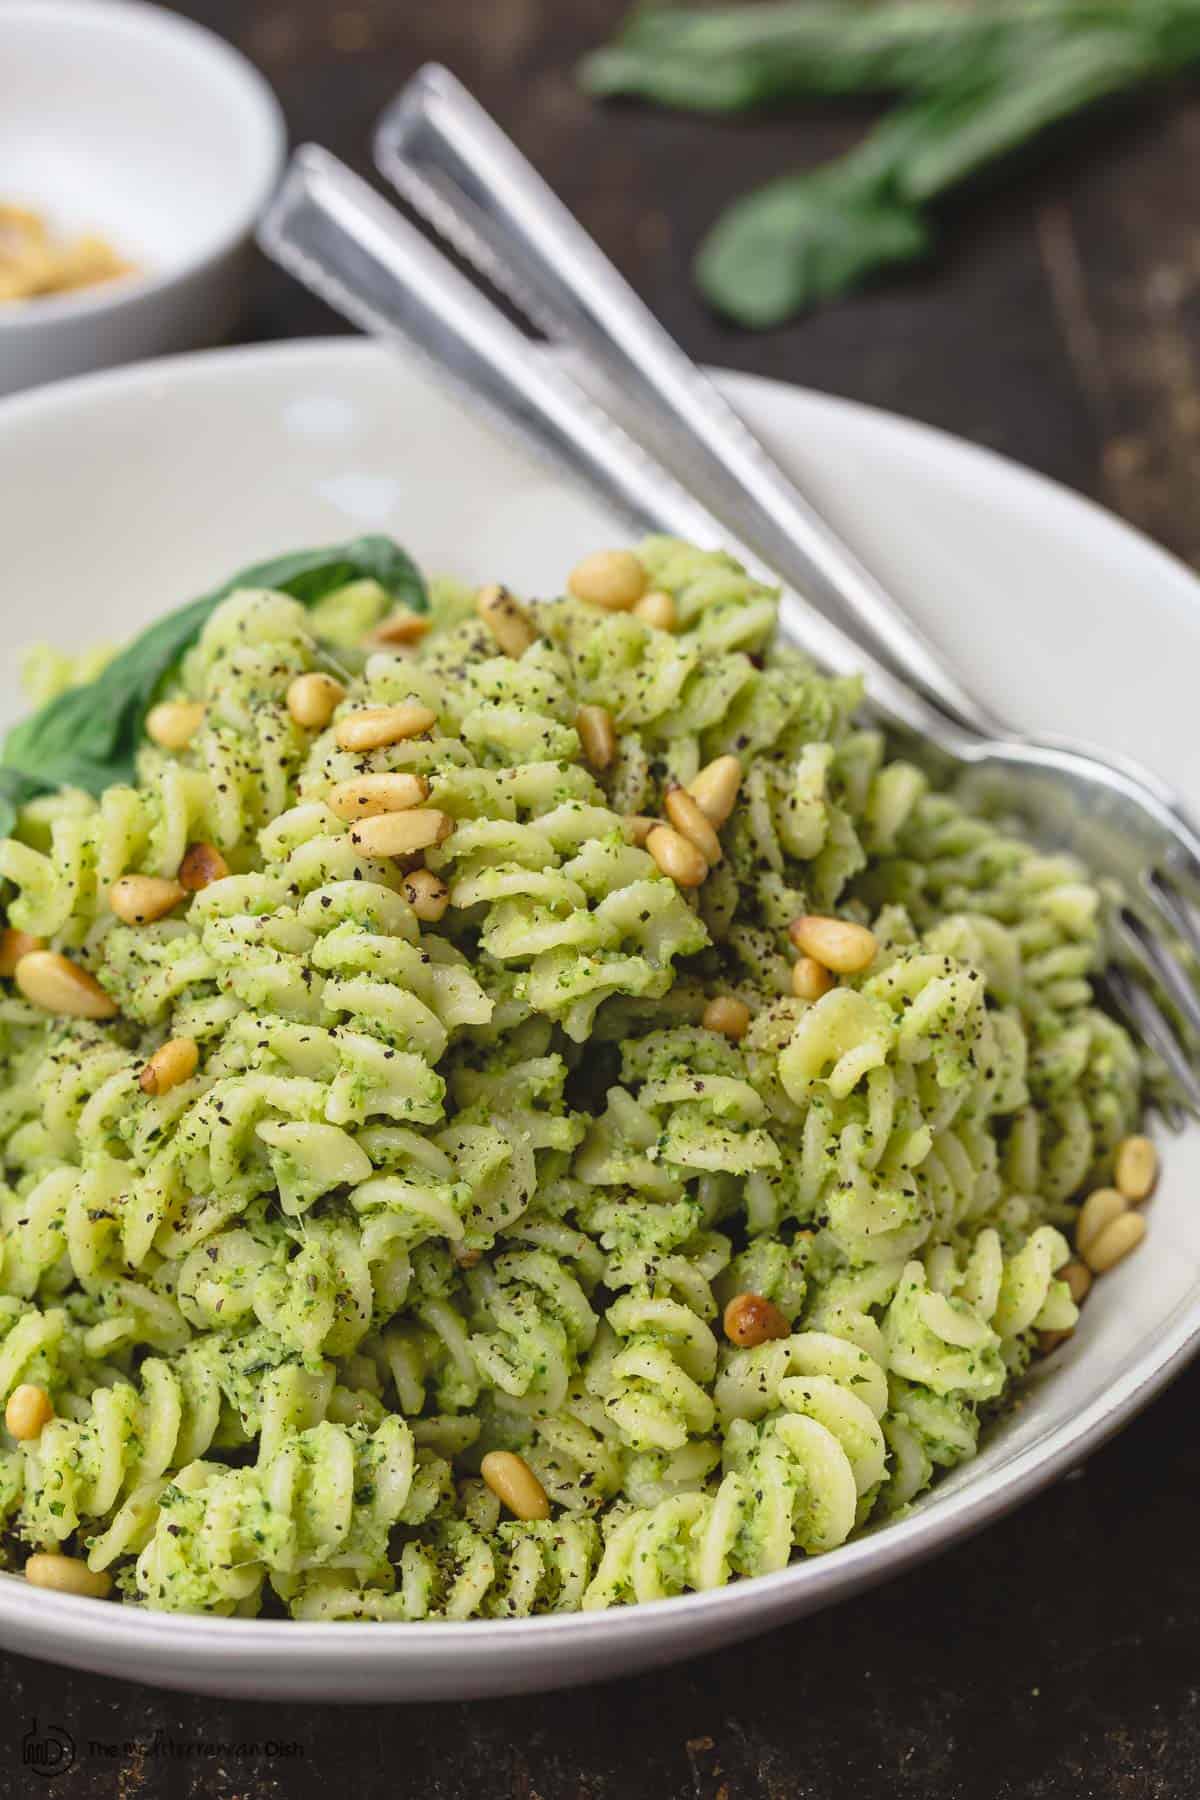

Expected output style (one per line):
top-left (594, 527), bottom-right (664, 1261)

top-left (1037, 1328), bottom-right (1074, 1357)
top-left (480, 1450), bottom-right (551, 1521)
top-left (624, 815), bottom-right (657, 847)
top-left (1114, 1134), bottom-right (1157, 1203)
top-left (402, 868), bottom-right (450, 923)
top-left (5, 1383), bottom-right (52, 1441)
top-left (335, 703), bottom-right (438, 752)
top-left (1076, 1188), bottom-right (1127, 1261)
top-left (723, 1293), bottom-right (791, 1348)
top-left (16, 952), bottom-right (117, 1019)
top-left (646, 825), bottom-right (708, 889)
top-left (665, 785), bottom-right (722, 864)
top-left (328, 773), bottom-right (430, 820)
top-left (371, 608), bottom-right (430, 647)
top-left (0, 930), bottom-right (45, 977)
top-left (452, 1242), bottom-right (482, 1269)
top-left (792, 956), bottom-right (835, 1002)
top-left (287, 671), bottom-right (346, 730)
top-left (687, 755), bottom-right (741, 828)
top-left (632, 590), bottom-right (676, 630)
top-left (1084, 1210), bottom-right (1147, 1275)
top-left (178, 842), bottom-right (230, 891)
top-left (788, 915), bottom-right (877, 975)
top-left (476, 584), bottom-right (538, 657)
top-left (109, 874), bottom-right (186, 926)
top-left (24, 1553), bottom-right (111, 1600)
top-left (349, 810), bottom-right (452, 858)
top-left (145, 701), bottom-right (205, 752)
top-left (702, 996), bottom-right (751, 1041)
top-left (567, 550), bottom-right (646, 611)
top-left (1059, 1259), bottom-right (1092, 1306)
top-left (577, 705), bottom-right (617, 772)
top-left (139, 1036), bottom-right (199, 1097)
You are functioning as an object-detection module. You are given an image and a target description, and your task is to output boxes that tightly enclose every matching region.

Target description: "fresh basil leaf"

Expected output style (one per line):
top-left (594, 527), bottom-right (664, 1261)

top-left (1, 535), bottom-right (426, 811)
top-left (581, 1), bottom-right (998, 110)
top-left (697, 161), bottom-right (930, 327)
top-left (588, 0), bottom-right (1200, 327)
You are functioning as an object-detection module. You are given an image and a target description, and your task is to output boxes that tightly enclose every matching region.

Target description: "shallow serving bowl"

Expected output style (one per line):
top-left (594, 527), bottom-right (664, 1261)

top-left (0, 0), bottom-right (285, 397)
top-left (0, 339), bottom-right (1197, 1700)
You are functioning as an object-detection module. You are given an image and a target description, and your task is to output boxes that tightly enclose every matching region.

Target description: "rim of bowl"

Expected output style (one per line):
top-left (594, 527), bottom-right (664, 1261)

top-left (0, 339), bottom-right (1198, 1671)
top-left (0, 0), bottom-right (286, 332)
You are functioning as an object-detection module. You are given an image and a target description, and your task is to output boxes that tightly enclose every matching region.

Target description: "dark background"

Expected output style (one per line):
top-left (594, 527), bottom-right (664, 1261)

top-left (6, 2), bottom-right (1200, 1794)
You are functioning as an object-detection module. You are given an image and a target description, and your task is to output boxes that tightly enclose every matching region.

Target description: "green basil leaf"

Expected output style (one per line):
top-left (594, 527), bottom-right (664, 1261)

top-left (696, 162), bottom-right (930, 327)
top-left (589, 0), bottom-right (1200, 328)
top-left (1, 535), bottom-right (426, 810)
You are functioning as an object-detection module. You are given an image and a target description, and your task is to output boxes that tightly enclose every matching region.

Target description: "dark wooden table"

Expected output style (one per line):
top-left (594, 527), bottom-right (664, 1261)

top-left (7, 4), bottom-right (1200, 1794)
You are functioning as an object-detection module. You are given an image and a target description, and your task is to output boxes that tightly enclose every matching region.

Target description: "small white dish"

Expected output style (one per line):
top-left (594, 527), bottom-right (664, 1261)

top-left (0, 339), bottom-right (1197, 1700)
top-left (0, 0), bottom-right (285, 396)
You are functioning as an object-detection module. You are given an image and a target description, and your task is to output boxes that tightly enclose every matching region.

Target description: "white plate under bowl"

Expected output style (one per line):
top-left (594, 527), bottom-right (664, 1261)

top-left (0, 339), bottom-right (1197, 1701)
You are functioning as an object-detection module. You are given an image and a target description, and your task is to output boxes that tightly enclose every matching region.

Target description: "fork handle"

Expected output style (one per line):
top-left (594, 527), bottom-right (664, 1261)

top-left (258, 147), bottom-right (959, 750)
top-left (374, 65), bottom-right (1004, 740)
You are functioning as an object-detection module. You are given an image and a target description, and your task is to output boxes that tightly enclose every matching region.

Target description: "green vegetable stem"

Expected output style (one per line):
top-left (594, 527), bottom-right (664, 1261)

top-left (0, 535), bottom-right (426, 839)
top-left (582, 0), bottom-right (1200, 327)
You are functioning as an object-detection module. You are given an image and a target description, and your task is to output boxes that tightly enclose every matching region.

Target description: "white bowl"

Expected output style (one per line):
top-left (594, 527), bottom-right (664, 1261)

top-left (0, 339), bottom-right (1197, 1700)
top-left (0, 0), bottom-right (285, 396)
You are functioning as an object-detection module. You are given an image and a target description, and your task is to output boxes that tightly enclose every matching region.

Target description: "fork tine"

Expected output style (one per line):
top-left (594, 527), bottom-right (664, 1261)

top-left (1145, 869), bottom-right (1200, 965)
top-left (1116, 907), bottom-right (1200, 1044)
top-left (1105, 966), bottom-right (1200, 1118)
top-left (1161, 1098), bottom-right (1187, 1134)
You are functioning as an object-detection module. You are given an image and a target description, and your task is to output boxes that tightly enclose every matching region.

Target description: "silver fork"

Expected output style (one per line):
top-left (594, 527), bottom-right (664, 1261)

top-left (257, 133), bottom-right (1200, 1115)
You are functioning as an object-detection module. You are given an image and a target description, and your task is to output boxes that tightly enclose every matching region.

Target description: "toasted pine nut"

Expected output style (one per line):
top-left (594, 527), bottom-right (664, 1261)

top-left (16, 952), bottom-right (117, 1020)
top-left (109, 875), bottom-right (186, 926)
top-left (632, 590), bottom-right (676, 630)
top-left (452, 1242), bottom-right (482, 1269)
top-left (1084, 1210), bottom-right (1147, 1275)
top-left (723, 1293), bottom-right (791, 1348)
top-left (1037, 1328), bottom-right (1074, 1357)
top-left (1059, 1259), bottom-right (1092, 1306)
top-left (687, 755), bottom-right (741, 828)
top-left (335, 703), bottom-right (438, 752)
top-left (646, 824), bottom-right (708, 889)
top-left (349, 810), bottom-right (452, 858)
top-left (567, 550), bottom-right (646, 611)
top-left (402, 868), bottom-right (450, 923)
top-left (476, 584), bottom-right (537, 658)
top-left (139, 1036), bottom-right (199, 1097)
top-left (177, 842), bottom-right (231, 892)
top-left (1114, 1134), bottom-right (1157, 1203)
top-left (1076, 1188), bottom-right (1127, 1261)
top-left (371, 608), bottom-right (430, 647)
top-left (623, 815), bottom-right (657, 847)
top-left (665, 785), bottom-right (722, 865)
top-left (328, 773), bottom-right (430, 820)
top-left (788, 915), bottom-right (877, 975)
top-left (480, 1450), bottom-right (550, 1521)
top-left (577, 705), bottom-right (617, 772)
top-left (146, 700), bottom-right (205, 751)
top-left (0, 930), bottom-right (45, 978)
top-left (5, 1384), bottom-right (53, 1441)
top-left (792, 956), bottom-right (835, 1002)
top-left (24, 1553), bottom-right (111, 1599)
top-left (286, 671), bottom-right (346, 730)
top-left (702, 996), bottom-right (751, 1041)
